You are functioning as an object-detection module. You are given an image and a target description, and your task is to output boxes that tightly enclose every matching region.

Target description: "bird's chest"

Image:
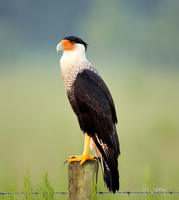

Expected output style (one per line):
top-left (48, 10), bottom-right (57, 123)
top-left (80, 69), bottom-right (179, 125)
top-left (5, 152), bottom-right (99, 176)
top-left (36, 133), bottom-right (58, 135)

top-left (60, 61), bottom-right (96, 115)
top-left (60, 62), bottom-right (85, 114)
top-left (61, 62), bottom-right (82, 93)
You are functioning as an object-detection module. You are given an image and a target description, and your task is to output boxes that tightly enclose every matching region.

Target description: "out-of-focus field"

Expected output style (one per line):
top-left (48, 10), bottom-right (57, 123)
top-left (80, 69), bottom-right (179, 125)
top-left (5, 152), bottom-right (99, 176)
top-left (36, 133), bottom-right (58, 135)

top-left (0, 58), bottom-right (179, 200)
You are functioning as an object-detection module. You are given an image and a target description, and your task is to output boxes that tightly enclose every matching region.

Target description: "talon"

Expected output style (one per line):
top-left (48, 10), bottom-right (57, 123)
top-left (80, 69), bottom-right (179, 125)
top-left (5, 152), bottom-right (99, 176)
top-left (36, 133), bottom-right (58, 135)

top-left (67, 154), bottom-right (94, 165)
top-left (64, 160), bottom-right (68, 165)
top-left (66, 133), bottom-right (94, 166)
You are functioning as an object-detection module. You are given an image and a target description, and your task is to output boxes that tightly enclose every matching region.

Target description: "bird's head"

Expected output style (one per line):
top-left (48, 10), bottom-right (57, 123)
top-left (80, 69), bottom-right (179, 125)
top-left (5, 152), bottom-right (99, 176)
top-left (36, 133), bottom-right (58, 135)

top-left (56, 36), bottom-right (88, 53)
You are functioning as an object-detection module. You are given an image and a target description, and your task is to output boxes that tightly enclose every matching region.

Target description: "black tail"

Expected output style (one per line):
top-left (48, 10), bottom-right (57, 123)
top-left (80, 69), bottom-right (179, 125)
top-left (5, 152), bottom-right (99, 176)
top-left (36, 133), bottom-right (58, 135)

top-left (91, 130), bottom-right (120, 193)
top-left (98, 156), bottom-right (119, 193)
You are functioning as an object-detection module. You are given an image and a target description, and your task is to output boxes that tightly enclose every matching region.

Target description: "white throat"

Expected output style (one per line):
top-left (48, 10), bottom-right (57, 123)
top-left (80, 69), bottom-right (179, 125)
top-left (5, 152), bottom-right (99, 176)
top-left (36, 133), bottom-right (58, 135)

top-left (60, 43), bottom-right (87, 71)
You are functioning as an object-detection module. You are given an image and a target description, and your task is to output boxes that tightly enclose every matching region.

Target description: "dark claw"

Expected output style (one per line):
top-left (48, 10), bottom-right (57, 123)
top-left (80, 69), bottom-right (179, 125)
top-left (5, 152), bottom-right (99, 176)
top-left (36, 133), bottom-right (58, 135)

top-left (94, 156), bottom-right (98, 160)
top-left (64, 156), bottom-right (77, 165)
top-left (64, 160), bottom-right (68, 165)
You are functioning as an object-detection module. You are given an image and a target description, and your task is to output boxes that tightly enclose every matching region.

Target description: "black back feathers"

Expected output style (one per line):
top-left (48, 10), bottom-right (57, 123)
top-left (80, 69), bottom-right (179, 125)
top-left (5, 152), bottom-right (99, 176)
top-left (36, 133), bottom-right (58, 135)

top-left (73, 69), bottom-right (120, 193)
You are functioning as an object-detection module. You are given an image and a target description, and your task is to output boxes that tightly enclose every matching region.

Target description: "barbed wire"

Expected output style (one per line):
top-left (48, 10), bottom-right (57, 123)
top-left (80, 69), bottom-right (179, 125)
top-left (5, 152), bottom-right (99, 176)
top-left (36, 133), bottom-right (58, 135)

top-left (98, 191), bottom-right (179, 195)
top-left (0, 191), bottom-right (179, 195)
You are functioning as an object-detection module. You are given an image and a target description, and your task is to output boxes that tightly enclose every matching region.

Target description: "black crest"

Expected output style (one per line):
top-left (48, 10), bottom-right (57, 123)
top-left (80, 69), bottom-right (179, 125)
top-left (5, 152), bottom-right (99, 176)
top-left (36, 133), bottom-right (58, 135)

top-left (63, 36), bottom-right (88, 51)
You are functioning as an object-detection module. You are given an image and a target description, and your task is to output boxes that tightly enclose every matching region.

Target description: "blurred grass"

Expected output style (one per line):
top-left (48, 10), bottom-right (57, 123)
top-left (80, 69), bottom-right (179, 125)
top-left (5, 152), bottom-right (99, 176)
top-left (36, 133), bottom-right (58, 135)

top-left (0, 58), bottom-right (179, 200)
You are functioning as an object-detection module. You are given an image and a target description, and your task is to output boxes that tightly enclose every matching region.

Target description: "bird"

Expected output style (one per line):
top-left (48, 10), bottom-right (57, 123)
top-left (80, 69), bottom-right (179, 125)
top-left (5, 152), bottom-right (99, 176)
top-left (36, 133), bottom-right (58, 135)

top-left (56, 36), bottom-right (120, 193)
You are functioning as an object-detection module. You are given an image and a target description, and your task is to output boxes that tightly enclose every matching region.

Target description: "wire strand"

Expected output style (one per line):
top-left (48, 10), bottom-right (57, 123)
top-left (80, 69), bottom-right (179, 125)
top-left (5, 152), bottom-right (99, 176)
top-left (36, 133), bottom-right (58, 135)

top-left (0, 191), bottom-right (179, 195)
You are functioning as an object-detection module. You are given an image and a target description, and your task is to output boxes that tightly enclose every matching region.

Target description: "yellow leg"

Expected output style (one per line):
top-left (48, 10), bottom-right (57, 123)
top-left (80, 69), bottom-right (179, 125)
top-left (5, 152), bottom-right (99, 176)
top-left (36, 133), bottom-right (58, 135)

top-left (68, 132), bottom-right (94, 165)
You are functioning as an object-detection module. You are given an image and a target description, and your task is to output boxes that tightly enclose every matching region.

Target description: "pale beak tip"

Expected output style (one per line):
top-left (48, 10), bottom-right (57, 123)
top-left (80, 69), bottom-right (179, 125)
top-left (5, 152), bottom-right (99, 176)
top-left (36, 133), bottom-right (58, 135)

top-left (56, 42), bottom-right (63, 53)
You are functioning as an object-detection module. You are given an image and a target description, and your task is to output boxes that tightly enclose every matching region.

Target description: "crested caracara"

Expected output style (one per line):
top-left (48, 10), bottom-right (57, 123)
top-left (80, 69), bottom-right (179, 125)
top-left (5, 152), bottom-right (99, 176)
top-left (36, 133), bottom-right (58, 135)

top-left (56, 36), bottom-right (120, 193)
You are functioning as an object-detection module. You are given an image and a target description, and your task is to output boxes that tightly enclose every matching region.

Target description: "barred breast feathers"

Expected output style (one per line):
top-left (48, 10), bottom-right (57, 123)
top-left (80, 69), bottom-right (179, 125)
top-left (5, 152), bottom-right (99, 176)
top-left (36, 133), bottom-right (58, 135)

top-left (60, 60), bottom-right (100, 115)
top-left (60, 49), bottom-right (100, 93)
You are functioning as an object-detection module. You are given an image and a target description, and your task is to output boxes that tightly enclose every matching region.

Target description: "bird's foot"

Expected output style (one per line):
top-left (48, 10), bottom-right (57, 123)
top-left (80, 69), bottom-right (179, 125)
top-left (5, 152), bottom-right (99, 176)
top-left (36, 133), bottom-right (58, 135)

top-left (68, 154), bottom-right (95, 166)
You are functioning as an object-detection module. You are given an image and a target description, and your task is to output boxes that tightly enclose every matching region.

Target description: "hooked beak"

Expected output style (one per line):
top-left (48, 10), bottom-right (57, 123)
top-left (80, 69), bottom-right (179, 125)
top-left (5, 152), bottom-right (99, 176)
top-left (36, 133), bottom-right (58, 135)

top-left (56, 42), bottom-right (64, 53)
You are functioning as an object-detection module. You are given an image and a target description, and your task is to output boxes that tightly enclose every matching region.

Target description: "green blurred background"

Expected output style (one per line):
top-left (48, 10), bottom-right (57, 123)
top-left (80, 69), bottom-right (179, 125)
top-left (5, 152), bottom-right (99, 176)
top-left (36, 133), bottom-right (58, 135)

top-left (0, 0), bottom-right (179, 199)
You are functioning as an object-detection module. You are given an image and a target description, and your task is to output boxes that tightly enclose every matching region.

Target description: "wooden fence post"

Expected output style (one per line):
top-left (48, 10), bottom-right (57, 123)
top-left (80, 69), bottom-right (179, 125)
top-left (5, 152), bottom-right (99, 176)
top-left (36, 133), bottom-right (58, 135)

top-left (68, 160), bottom-right (99, 200)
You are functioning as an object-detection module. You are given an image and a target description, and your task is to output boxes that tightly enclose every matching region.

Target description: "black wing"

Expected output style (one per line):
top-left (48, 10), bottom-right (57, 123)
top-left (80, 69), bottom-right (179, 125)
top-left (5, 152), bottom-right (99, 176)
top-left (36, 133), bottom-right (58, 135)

top-left (73, 69), bottom-right (120, 192)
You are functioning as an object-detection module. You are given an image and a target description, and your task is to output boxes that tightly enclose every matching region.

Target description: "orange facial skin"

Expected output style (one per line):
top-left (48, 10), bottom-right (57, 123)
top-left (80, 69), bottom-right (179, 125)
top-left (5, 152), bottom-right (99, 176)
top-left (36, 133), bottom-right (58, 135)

top-left (61, 39), bottom-right (75, 51)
